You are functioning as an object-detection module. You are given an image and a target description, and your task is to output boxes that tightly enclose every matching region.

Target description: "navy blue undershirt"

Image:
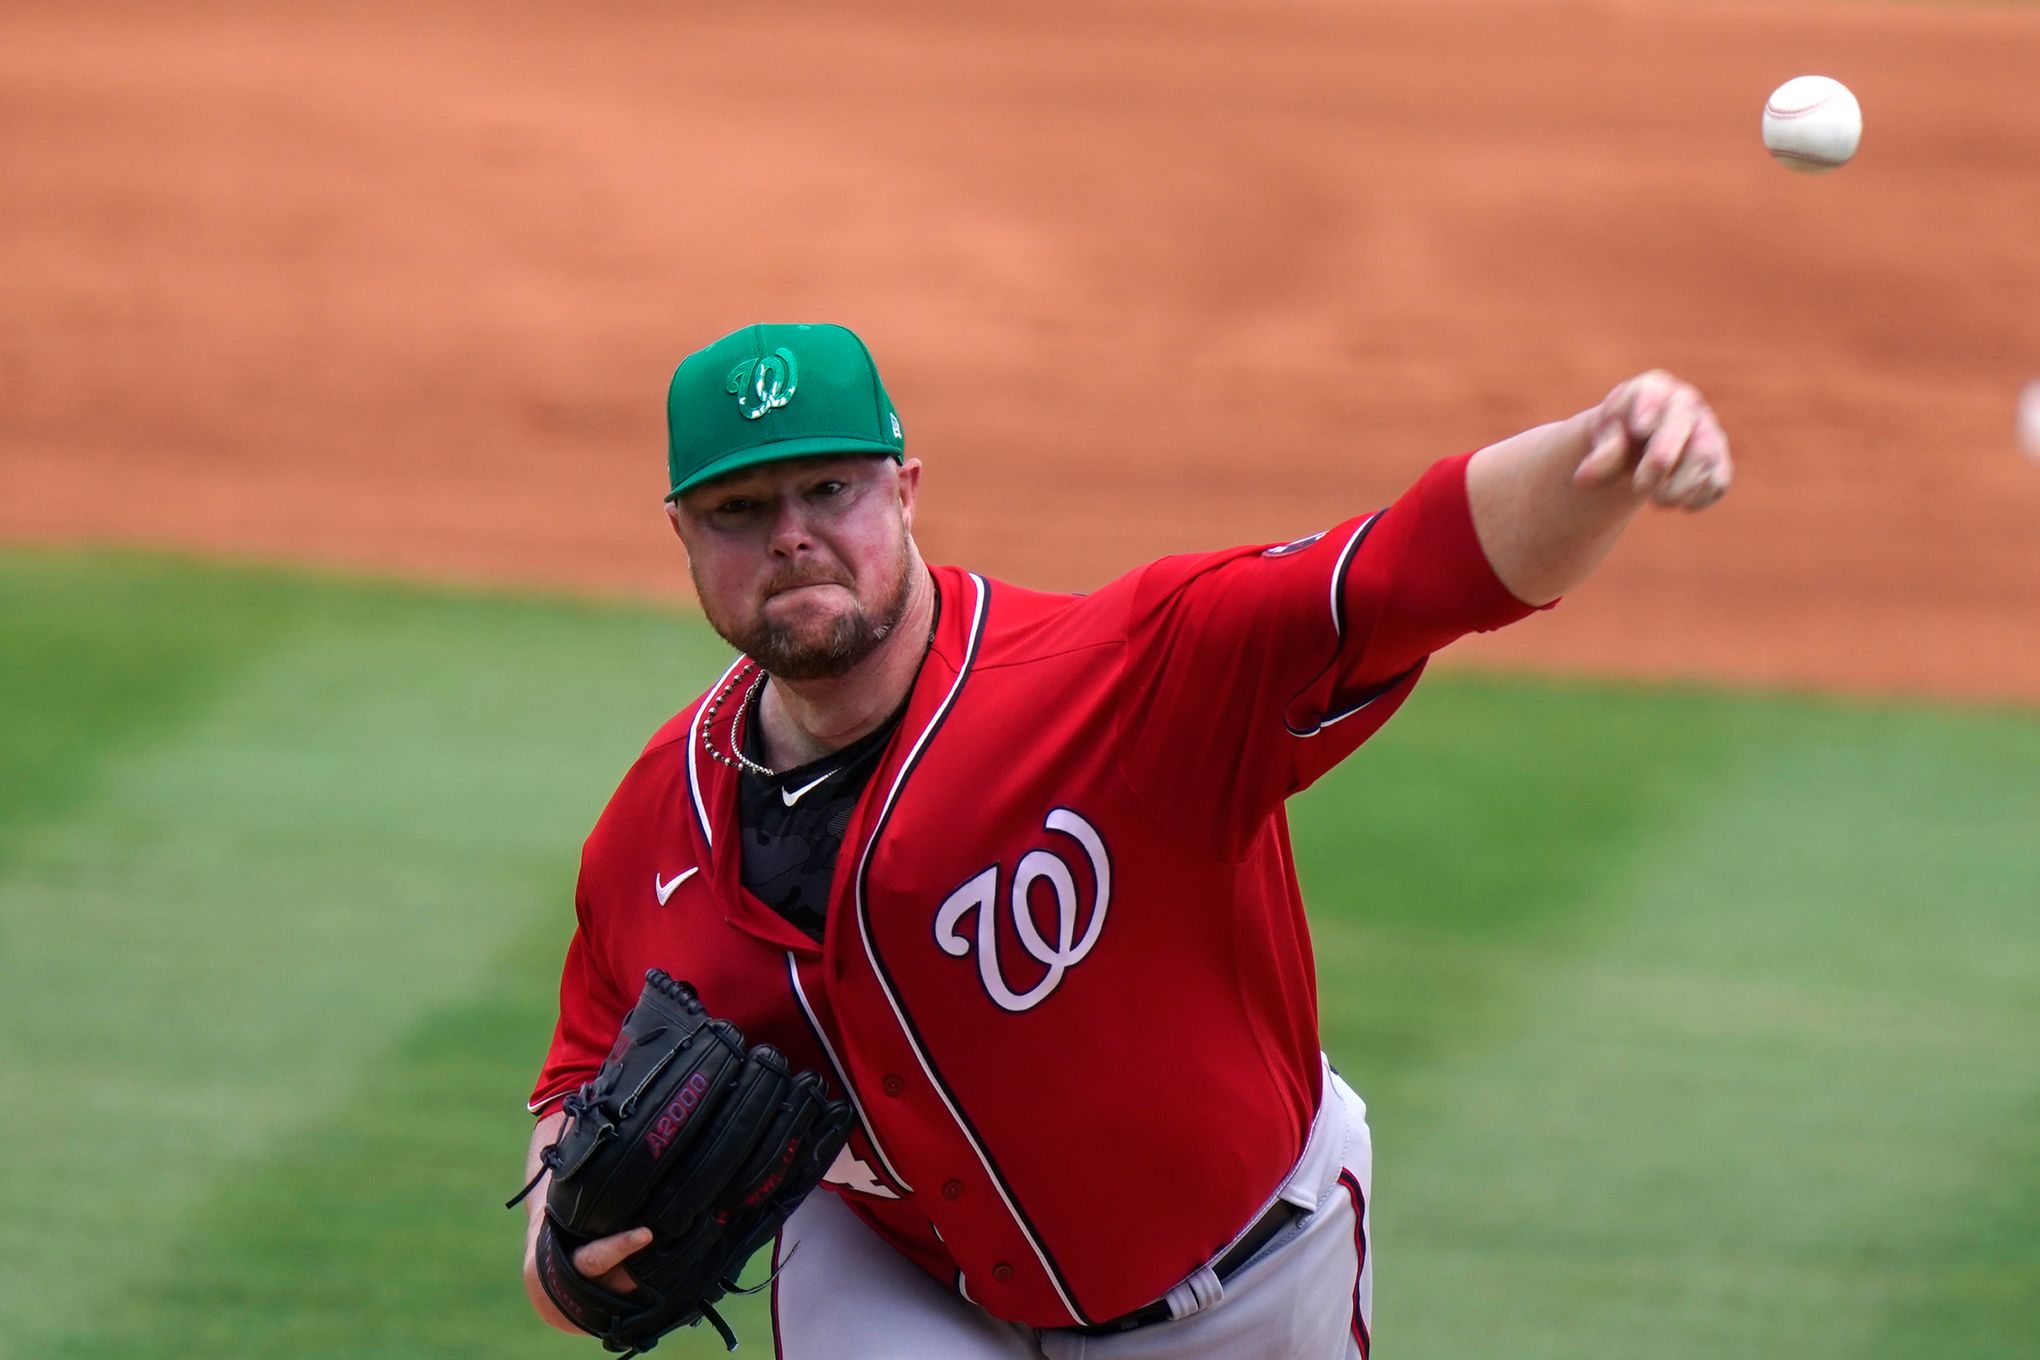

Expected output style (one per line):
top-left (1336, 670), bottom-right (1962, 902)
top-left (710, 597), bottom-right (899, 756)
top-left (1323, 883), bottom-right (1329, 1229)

top-left (736, 700), bottom-right (901, 941)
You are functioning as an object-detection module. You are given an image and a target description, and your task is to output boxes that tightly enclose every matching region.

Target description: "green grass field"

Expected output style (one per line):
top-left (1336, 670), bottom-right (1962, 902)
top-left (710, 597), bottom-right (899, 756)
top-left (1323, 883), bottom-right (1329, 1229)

top-left (3, 549), bottom-right (2035, 1359)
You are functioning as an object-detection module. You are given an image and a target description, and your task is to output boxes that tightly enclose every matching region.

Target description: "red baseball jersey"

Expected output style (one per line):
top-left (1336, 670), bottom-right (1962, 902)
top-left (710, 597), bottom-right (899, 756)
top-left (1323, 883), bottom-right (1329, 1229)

top-left (531, 451), bottom-right (1539, 1327)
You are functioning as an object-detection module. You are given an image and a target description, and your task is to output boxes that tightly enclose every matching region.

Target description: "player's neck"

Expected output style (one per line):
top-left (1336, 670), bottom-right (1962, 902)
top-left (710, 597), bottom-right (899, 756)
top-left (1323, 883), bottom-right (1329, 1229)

top-left (756, 564), bottom-right (936, 768)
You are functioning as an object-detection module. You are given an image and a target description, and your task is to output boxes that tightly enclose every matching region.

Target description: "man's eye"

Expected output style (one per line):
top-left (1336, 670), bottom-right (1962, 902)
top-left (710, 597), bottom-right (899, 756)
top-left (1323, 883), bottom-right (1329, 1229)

top-left (715, 499), bottom-right (759, 516)
top-left (810, 480), bottom-right (846, 498)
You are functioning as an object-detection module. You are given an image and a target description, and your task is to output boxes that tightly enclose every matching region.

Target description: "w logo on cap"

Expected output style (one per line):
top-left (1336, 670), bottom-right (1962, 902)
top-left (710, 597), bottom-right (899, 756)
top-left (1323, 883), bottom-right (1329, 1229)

top-left (726, 348), bottom-right (800, 420)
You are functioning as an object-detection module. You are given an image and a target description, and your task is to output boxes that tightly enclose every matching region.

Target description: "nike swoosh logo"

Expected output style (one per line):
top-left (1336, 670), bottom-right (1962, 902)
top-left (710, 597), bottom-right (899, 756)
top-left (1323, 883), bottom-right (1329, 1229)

top-left (654, 866), bottom-right (699, 906)
top-left (781, 771), bottom-right (837, 807)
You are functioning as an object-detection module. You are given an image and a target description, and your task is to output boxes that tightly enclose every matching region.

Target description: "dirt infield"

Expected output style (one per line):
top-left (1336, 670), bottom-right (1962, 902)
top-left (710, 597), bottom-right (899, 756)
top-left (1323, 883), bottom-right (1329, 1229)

top-left (5, 0), bottom-right (2037, 702)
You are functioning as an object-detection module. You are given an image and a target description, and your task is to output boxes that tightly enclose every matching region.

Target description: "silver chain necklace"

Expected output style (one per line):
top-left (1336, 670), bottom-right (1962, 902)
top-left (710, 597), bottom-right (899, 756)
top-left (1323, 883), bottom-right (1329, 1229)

top-left (697, 604), bottom-right (938, 781)
top-left (726, 672), bottom-right (778, 778)
top-left (698, 664), bottom-right (780, 777)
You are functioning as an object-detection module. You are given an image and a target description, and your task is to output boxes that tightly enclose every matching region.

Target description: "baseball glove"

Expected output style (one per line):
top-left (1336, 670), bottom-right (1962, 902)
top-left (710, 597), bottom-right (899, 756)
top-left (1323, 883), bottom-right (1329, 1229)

top-left (511, 969), bottom-right (853, 1355)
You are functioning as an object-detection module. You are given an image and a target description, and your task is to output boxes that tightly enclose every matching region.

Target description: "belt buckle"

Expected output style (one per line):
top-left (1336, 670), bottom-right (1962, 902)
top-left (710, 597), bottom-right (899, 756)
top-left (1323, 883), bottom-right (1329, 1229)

top-left (1075, 1198), bottom-right (1298, 1336)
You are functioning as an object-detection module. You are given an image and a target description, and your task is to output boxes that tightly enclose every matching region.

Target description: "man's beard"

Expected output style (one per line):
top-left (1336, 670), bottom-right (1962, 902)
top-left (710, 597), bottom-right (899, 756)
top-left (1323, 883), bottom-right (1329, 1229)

top-left (699, 539), bottom-right (917, 682)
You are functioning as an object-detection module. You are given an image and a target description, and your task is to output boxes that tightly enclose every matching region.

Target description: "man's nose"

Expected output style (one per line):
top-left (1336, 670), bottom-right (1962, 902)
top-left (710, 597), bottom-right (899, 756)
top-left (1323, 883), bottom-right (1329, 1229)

top-left (766, 496), bottom-right (814, 555)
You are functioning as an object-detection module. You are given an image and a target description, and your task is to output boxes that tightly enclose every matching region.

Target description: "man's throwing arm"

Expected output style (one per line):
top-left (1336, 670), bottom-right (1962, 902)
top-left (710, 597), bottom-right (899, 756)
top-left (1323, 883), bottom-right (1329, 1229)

top-left (1466, 370), bottom-right (1733, 606)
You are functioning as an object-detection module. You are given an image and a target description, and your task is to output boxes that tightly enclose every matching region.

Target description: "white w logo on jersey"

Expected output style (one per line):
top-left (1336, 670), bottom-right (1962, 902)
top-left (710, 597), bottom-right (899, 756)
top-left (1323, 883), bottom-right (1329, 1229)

top-left (932, 808), bottom-right (1111, 1013)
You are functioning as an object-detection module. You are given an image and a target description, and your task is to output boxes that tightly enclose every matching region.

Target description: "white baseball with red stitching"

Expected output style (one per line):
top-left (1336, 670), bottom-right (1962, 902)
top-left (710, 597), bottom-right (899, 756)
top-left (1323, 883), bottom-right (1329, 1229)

top-left (1762, 75), bottom-right (1862, 174)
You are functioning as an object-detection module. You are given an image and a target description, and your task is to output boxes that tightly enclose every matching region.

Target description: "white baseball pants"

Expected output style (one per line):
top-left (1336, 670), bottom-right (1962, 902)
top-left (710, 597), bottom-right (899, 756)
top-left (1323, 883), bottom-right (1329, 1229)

top-left (769, 1060), bottom-right (1374, 1360)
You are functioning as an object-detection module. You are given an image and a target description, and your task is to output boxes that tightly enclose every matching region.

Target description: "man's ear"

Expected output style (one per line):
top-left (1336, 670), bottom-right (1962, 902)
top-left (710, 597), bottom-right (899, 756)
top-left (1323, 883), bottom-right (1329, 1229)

top-left (664, 501), bottom-right (685, 540)
top-left (896, 458), bottom-right (923, 530)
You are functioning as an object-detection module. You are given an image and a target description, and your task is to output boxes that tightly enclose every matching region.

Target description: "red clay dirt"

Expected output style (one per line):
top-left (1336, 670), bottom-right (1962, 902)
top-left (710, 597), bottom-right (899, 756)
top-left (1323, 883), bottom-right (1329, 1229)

top-left (5, 0), bottom-right (2037, 704)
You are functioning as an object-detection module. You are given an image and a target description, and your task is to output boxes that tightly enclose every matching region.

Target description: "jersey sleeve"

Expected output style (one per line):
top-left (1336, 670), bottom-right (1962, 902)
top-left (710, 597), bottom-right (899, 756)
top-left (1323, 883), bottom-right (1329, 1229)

top-left (1116, 451), bottom-right (1544, 857)
top-left (525, 851), bottom-right (634, 1116)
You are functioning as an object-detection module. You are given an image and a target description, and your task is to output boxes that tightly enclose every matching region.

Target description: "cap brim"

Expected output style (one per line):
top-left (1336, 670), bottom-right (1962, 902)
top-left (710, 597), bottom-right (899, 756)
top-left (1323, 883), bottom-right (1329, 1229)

top-left (667, 437), bottom-right (904, 499)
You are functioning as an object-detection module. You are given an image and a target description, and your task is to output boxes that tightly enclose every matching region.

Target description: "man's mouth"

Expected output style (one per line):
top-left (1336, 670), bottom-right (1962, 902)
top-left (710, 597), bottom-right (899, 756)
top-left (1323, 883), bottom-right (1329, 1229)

top-left (769, 580), bottom-right (843, 600)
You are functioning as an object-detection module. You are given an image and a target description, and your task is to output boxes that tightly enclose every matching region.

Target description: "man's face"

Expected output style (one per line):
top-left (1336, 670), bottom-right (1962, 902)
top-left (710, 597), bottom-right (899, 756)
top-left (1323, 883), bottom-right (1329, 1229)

top-left (667, 454), bottom-right (922, 681)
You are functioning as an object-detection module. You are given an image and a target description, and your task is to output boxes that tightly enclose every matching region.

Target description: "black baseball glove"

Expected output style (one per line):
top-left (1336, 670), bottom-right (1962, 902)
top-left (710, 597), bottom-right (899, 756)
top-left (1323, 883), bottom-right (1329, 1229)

top-left (511, 969), bottom-right (853, 1355)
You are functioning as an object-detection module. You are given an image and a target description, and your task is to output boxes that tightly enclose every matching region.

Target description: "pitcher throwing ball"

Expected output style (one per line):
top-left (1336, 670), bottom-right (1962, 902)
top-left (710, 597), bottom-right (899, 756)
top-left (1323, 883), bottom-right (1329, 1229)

top-left (518, 322), bottom-right (1732, 1358)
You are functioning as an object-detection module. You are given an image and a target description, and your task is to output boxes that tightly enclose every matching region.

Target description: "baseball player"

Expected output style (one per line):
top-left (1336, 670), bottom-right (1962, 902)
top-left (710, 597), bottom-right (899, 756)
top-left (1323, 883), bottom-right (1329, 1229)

top-left (518, 322), bottom-right (1732, 1358)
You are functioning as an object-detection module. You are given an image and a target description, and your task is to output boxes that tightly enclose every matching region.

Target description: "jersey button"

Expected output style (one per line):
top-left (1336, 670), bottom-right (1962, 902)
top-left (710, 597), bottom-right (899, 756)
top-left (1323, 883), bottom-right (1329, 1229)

top-left (991, 1263), bottom-right (1014, 1282)
top-left (941, 1179), bottom-right (963, 1200)
top-left (881, 1075), bottom-right (905, 1096)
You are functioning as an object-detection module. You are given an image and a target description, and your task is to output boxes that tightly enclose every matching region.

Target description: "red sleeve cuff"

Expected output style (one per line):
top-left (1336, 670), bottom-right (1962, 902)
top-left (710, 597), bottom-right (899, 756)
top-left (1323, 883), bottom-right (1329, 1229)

top-left (527, 1085), bottom-right (578, 1117)
top-left (1430, 450), bottom-right (1555, 626)
top-left (1390, 451), bottom-right (1552, 631)
top-left (1337, 452), bottom-right (1550, 682)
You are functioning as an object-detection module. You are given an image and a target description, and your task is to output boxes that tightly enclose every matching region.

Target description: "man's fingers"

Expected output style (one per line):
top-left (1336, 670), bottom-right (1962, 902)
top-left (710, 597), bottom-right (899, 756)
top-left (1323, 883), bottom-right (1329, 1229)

top-left (1624, 375), bottom-right (1670, 441)
top-left (1660, 416), bottom-right (1718, 499)
top-left (1576, 373), bottom-right (1728, 503)
top-left (1659, 452), bottom-right (1714, 506)
top-left (1574, 423), bottom-right (1631, 484)
top-left (1658, 415), bottom-right (1733, 509)
top-left (1633, 390), bottom-right (1699, 494)
top-left (573, 1226), bottom-right (653, 1283)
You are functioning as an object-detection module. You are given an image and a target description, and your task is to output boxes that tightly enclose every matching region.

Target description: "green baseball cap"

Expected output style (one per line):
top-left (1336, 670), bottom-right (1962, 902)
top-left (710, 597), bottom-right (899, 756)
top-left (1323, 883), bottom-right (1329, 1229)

top-left (665, 323), bottom-right (905, 499)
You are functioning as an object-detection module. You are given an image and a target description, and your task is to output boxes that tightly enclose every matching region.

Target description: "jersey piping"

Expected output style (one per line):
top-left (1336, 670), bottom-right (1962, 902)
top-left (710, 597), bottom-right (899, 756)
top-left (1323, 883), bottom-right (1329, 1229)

top-left (785, 951), bottom-right (911, 1197)
top-left (687, 656), bottom-right (745, 850)
top-left (850, 571), bottom-right (1094, 1328)
top-left (527, 1086), bottom-right (574, 1115)
top-left (1283, 509), bottom-right (1410, 737)
top-left (1327, 512), bottom-right (1381, 643)
top-left (1286, 667), bottom-right (1418, 738)
top-left (1339, 1168), bottom-right (1372, 1357)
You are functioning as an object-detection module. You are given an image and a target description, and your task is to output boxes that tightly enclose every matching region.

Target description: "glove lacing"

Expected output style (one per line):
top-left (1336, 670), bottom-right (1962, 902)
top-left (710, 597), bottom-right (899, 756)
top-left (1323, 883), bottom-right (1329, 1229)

top-left (504, 1087), bottom-right (597, 1210)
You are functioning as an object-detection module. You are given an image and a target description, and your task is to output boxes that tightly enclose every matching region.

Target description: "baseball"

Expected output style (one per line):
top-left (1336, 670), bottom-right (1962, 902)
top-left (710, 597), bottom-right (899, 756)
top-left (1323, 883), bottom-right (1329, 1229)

top-left (1762, 75), bottom-right (1862, 173)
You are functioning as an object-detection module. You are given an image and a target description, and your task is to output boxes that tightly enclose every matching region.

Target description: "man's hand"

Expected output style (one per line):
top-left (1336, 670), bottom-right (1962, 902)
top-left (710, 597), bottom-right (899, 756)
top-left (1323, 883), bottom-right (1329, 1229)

top-left (571, 1226), bottom-right (653, 1295)
top-left (515, 974), bottom-right (856, 1353)
top-left (521, 1113), bottom-right (652, 1332)
top-left (1467, 370), bottom-right (1734, 604)
top-left (1573, 370), bottom-right (1733, 511)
